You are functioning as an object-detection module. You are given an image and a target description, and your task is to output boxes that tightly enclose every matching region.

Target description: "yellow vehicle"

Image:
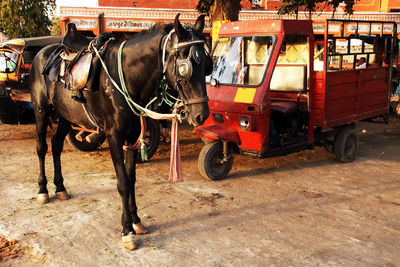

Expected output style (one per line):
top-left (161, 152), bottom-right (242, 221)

top-left (0, 39), bottom-right (24, 84)
top-left (0, 36), bottom-right (62, 123)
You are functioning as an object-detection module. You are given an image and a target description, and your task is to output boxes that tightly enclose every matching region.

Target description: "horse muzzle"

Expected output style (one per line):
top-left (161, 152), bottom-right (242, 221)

top-left (177, 95), bottom-right (208, 126)
top-left (194, 112), bottom-right (208, 126)
top-left (188, 103), bottom-right (209, 127)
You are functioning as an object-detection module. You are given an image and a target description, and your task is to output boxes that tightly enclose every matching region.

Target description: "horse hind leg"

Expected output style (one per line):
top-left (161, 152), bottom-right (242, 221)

top-left (34, 106), bottom-right (51, 204)
top-left (51, 118), bottom-right (71, 200)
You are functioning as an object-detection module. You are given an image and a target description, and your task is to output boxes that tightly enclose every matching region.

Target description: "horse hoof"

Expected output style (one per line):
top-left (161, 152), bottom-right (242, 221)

top-left (37, 193), bottom-right (50, 204)
top-left (122, 232), bottom-right (137, 250)
top-left (133, 222), bottom-right (148, 235)
top-left (56, 191), bottom-right (70, 201)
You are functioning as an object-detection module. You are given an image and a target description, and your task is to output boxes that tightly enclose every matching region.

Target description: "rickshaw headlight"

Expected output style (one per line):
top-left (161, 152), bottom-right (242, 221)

top-left (239, 117), bottom-right (250, 130)
top-left (210, 78), bottom-right (218, 87)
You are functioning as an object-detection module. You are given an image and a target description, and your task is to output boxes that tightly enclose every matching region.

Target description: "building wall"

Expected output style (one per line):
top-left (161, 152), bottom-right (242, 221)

top-left (99, 0), bottom-right (400, 13)
top-left (353, 0), bottom-right (381, 12)
top-left (380, 0), bottom-right (400, 12)
top-left (60, 1), bottom-right (400, 36)
top-left (99, 0), bottom-right (198, 9)
top-left (355, 0), bottom-right (400, 12)
top-left (263, 0), bottom-right (400, 13)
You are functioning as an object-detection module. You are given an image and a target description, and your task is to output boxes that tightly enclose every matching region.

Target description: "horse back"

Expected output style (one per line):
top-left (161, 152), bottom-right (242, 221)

top-left (29, 44), bottom-right (102, 129)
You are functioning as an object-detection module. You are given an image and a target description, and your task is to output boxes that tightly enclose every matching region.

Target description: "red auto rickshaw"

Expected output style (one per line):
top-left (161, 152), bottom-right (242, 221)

top-left (195, 19), bottom-right (397, 180)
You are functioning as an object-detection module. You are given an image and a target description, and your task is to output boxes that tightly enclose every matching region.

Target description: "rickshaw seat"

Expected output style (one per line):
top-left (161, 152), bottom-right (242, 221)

top-left (271, 101), bottom-right (298, 116)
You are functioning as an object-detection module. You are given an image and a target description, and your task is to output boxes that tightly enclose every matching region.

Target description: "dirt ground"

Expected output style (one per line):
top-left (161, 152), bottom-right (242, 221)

top-left (0, 116), bottom-right (399, 266)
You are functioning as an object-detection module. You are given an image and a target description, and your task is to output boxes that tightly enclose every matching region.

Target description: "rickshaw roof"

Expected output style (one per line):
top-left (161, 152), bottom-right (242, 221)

top-left (218, 19), bottom-right (314, 36)
top-left (14, 36), bottom-right (62, 47)
top-left (0, 36), bottom-right (62, 49)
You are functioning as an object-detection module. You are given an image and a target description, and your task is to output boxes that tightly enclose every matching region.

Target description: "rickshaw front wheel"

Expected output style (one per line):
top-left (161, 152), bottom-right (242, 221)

top-left (198, 141), bottom-right (233, 180)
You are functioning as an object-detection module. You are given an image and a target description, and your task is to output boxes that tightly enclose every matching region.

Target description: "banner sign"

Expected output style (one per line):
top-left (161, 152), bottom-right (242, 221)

top-left (69, 19), bottom-right (97, 30)
top-left (105, 20), bottom-right (155, 31)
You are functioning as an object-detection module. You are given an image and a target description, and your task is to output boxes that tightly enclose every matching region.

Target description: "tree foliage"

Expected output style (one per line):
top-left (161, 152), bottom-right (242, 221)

top-left (278, 0), bottom-right (355, 19)
top-left (51, 15), bottom-right (61, 36)
top-left (328, 0), bottom-right (355, 18)
top-left (197, 0), bottom-right (255, 23)
top-left (0, 0), bottom-right (56, 39)
top-left (197, 0), bottom-right (355, 23)
top-left (278, 0), bottom-right (322, 19)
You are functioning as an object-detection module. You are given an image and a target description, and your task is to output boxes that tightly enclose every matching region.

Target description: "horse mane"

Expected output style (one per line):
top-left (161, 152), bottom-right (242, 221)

top-left (108, 23), bottom-right (175, 101)
top-left (126, 23), bottom-right (174, 45)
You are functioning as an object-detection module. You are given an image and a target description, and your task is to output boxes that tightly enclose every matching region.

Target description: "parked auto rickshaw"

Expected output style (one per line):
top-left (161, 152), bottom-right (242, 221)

top-left (0, 36), bottom-right (63, 123)
top-left (196, 19), bottom-right (397, 180)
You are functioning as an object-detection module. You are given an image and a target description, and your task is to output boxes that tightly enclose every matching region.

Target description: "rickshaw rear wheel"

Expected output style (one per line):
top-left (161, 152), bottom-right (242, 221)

top-left (198, 141), bottom-right (233, 180)
top-left (334, 127), bottom-right (359, 163)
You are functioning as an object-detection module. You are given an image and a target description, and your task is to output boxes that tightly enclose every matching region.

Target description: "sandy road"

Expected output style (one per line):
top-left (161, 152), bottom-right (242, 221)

top-left (0, 117), bottom-right (399, 266)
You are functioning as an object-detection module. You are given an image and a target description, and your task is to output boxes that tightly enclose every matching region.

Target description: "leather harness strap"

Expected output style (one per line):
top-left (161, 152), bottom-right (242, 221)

top-left (181, 96), bottom-right (209, 106)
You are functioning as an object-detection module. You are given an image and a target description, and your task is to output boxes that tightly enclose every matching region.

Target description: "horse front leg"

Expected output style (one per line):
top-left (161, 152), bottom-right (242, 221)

top-left (106, 131), bottom-right (137, 250)
top-left (51, 118), bottom-right (71, 200)
top-left (34, 107), bottom-right (50, 204)
top-left (125, 149), bottom-right (147, 235)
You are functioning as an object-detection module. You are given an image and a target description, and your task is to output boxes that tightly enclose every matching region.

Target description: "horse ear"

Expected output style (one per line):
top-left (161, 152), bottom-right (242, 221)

top-left (174, 13), bottom-right (188, 40)
top-left (194, 15), bottom-right (205, 34)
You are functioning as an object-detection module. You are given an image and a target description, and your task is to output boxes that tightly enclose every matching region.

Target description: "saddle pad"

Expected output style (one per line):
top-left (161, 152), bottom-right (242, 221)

top-left (60, 50), bottom-right (79, 61)
top-left (70, 52), bottom-right (93, 90)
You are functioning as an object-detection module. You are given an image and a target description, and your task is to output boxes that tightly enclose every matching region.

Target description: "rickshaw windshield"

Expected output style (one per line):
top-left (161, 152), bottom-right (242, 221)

top-left (0, 49), bottom-right (19, 73)
top-left (209, 35), bottom-right (276, 86)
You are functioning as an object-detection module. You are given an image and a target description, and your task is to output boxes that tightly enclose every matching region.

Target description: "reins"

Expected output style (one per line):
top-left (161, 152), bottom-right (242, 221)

top-left (91, 38), bottom-right (180, 165)
top-left (89, 29), bottom-right (209, 183)
top-left (90, 28), bottom-right (209, 121)
top-left (90, 40), bottom-right (180, 121)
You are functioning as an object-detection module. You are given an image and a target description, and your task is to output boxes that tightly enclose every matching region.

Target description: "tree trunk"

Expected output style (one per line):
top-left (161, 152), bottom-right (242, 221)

top-left (209, 0), bottom-right (241, 23)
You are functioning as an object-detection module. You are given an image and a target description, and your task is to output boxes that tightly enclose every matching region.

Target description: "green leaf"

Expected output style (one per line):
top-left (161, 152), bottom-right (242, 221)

top-left (0, 0), bottom-right (56, 39)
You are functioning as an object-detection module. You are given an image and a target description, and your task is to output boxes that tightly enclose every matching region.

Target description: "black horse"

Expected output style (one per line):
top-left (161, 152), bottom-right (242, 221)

top-left (29, 14), bottom-right (210, 250)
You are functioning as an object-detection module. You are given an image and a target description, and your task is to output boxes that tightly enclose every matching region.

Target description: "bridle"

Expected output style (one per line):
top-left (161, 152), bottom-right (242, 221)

top-left (90, 26), bottom-right (210, 122)
top-left (161, 29), bottom-right (209, 111)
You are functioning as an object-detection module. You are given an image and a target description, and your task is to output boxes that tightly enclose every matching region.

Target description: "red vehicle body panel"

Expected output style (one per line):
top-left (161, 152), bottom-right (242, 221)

top-left (195, 124), bottom-right (241, 144)
top-left (312, 68), bottom-right (389, 128)
top-left (196, 19), bottom-right (392, 156)
top-left (199, 20), bottom-right (314, 153)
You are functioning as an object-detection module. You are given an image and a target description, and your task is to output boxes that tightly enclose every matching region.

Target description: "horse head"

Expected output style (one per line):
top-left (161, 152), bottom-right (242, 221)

top-left (163, 14), bottom-right (211, 127)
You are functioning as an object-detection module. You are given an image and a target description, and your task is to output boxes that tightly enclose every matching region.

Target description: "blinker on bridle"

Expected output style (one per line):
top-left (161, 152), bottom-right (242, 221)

top-left (162, 29), bottom-right (206, 81)
top-left (160, 28), bottom-right (209, 115)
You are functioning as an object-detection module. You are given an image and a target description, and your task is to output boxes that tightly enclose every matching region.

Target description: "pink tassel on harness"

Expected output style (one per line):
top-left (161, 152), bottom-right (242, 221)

top-left (122, 109), bottom-right (183, 183)
top-left (168, 109), bottom-right (183, 183)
